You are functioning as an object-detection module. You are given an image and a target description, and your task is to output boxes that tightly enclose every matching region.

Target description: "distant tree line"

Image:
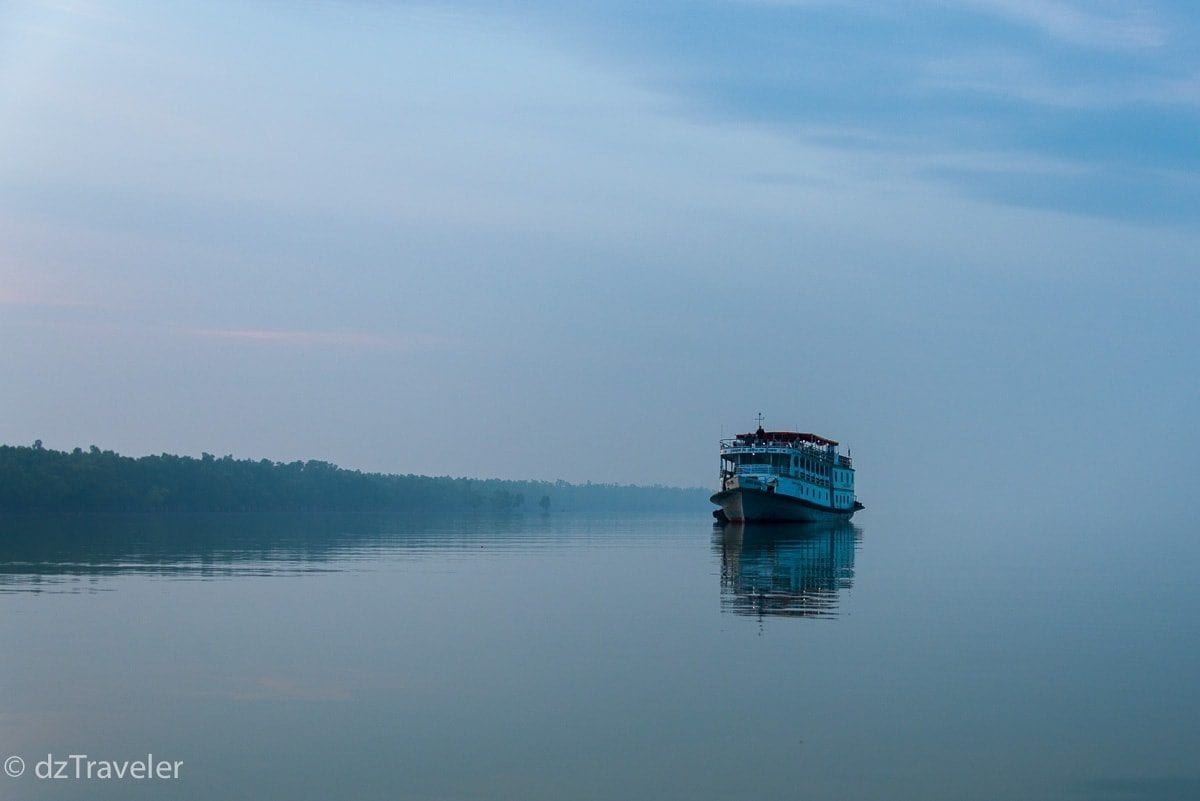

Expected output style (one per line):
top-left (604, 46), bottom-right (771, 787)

top-left (0, 442), bottom-right (707, 514)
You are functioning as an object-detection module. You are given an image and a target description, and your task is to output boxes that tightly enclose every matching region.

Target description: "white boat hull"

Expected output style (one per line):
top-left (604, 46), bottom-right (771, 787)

top-left (710, 487), bottom-right (857, 523)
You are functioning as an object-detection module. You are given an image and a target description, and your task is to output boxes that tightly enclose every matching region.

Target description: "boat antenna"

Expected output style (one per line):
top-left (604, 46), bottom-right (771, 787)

top-left (755, 411), bottom-right (764, 429)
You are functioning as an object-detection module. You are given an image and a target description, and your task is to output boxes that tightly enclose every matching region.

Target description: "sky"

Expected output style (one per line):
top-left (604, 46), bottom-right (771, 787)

top-left (1, 0), bottom-right (1197, 516)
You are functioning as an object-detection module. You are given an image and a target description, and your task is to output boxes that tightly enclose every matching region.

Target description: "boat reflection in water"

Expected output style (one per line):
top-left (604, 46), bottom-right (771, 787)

top-left (714, 521), bottom-right (861, 618)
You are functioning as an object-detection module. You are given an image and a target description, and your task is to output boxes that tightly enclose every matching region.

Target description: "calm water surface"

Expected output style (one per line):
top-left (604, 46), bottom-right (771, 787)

top-left (1, 509), bottom-right (1197, 800)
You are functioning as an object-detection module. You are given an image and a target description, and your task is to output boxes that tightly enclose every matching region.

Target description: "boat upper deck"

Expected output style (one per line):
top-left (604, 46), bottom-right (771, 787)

top-left (720, 429), bottom-right (853, 468)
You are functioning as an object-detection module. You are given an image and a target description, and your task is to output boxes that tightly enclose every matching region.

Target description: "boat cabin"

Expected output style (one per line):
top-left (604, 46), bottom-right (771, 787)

top-left (719, 426), bottom-right (857, 510)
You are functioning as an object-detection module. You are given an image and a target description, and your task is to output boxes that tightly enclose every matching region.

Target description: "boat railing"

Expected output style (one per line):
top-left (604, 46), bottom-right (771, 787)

top-left (734, 465), bottom-right (837, 487)
top-left (737, 464), bottom-right (781, 476)
top-left (721, 438), bottom-right (820, 452)
top-left (721, 439), bottom-right (851, 467)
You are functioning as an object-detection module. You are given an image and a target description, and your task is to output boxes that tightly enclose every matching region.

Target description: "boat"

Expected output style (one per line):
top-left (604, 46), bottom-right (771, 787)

top-left (710, 416), bottom-right (863, 523)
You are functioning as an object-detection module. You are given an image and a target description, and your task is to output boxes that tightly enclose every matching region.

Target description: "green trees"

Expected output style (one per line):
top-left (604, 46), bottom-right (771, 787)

top-left (0, 444), bottom-right (707, 513)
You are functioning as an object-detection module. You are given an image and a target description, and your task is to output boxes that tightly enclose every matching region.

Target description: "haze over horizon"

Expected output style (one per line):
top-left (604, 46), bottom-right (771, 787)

top-left (2, 1), bottom-right (1196, 519)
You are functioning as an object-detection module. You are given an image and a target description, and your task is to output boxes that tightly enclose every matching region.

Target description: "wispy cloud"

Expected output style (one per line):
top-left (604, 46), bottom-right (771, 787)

top-left (0, 287), bottom-right (93, 307)
top-left (0, 263), bottom-right (93, 308)
top-left (215, 674), bottom-right (352, 702)
top-left (726, 0), bottom-right (1164, 48)
top-left (188, 328), bottom-right (450, 351)
top-left (917, 50), bottom-right (1200, 109)
top-left (953, 0), bottom-right (1165, 49)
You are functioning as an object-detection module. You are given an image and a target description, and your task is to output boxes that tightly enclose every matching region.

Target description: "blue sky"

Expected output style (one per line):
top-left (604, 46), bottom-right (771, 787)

top-left (1, 0), bottom-right (1196, 516)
